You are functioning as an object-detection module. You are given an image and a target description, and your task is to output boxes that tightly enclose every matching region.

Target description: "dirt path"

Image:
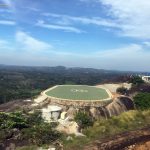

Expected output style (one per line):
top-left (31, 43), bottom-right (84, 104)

top-left (83, 126), bottom-right (150, 150)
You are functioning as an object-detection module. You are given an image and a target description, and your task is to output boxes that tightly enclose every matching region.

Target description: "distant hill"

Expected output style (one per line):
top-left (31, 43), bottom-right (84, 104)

top-left (0, 65), bottom-right (146, 104)
top-left (0, 64), bottom-right (145, 73)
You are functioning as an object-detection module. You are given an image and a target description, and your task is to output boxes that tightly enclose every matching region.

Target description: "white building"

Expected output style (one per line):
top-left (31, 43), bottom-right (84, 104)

top-left (42, 105), bottom-right (62, 122)
top-left (142, 76), bottom-right (150, 83)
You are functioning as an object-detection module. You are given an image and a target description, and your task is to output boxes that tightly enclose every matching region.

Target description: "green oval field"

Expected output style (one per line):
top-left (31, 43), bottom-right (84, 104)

top-left (45, 85), bottom-right (111, 101)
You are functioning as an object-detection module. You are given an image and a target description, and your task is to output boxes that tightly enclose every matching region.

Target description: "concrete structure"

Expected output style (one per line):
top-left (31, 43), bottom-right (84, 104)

top-left (97, 83), bottom-right (132, 93)
top-left (34, 95), bottom-right (47, 103)
top-left (42, 105), bottom-right (62, 122)
top-left (60, 112), bottom-right (67, 120)
top-left (42, 85), bottom-right (113, 107)
top-left (142, 76), bottom-right (150, 83)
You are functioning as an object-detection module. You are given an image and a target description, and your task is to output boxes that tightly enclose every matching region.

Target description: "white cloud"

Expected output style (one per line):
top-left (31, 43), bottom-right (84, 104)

top-left (143, 41), bottom-right (150, 47)
top-left (0, 39), bottom-right (9, 48)
top-left (42, 13), bottom-right (118, 27)
top-left (1, 0), bottom-right (12, 7)
top-left (0, 40), bottom-right (7, 45)
top-left (0, 20), bottom-right (16, 25)
top-left (0, 39), bottom-right (14, 50)
top-left (24, 7), bottom-right (40, 12)
top-left (16, 31), bottom-right (52, 51)
top-left (1, 0), bottom-right (15, 12)
top-left (54, 43), bottom-right (150, 72)
top-left (98, 0), bottom-right (150, 39)
top-left (0, 39), bottom-right (150, 71)
top-left (36, 20), bottom-right (84, 33)
top-left (79, 0), bottom-right (150, 39)
top-left (64, 44), bottom-right (150, 71)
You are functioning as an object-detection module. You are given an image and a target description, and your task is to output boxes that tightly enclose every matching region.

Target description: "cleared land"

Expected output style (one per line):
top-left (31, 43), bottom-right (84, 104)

top-left (45, 85), bottom-right (110, 101)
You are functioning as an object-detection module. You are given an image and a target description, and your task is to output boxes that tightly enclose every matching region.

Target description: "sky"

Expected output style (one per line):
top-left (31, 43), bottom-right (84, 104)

top-left (0, 0), bottom-right (150, 71)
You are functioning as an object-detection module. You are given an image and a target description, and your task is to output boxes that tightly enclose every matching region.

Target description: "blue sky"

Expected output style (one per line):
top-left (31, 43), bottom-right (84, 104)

top-left (0, 0), bottom-right (150, 71)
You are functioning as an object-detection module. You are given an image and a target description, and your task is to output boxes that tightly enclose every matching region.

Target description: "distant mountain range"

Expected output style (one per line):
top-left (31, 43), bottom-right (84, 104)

top-left (0, 64), bottom-right (149, 74)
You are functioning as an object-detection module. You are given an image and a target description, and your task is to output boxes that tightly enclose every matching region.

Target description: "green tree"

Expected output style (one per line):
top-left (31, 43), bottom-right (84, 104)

top-left (0, 112), bottom-right (28, 129)
top-left (130, 76), bottom-right (144, 85)
top-left (0, 111), bottom-right (62, 146)
top-left (74, 112), bottom-right (93, 129)
top-left (26, 110), bottom-right (43, 126)
top-left (22, 123), bottom-right (61, 145)
top-left (134, 93), bottom-right (150, 110)
top-left (116, 87), bottom-right (128, 95)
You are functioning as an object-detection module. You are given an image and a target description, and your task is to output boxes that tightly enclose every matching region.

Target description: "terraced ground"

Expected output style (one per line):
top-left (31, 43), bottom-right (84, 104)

top-left (45, 85), bottom-right (110, 101)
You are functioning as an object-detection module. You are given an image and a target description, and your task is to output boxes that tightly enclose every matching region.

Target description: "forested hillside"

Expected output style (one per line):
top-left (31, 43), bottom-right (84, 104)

top-left (0, 65), bottom-right (131, 104)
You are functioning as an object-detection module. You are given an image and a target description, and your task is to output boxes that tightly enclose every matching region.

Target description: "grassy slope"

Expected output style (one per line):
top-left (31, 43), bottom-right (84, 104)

top-left (16, 110), bottom-right (150, 150)
top-left (64, 110), bottom-right (150, 150)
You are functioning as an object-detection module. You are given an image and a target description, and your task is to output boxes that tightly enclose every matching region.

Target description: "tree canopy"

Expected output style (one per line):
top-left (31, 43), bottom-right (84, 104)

top-left (129, 76), bottom-right (144, 85)
top-left (134, 93), bottom-right (150, 110)
top-left (74, 112), bottom-right (93, 129)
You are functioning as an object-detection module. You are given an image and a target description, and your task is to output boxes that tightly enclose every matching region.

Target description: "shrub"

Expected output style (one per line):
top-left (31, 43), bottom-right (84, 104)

top-left (74, 112), bottom-right (93, 129)
top-left (116, 87), bottom-right (128, 95)
top-left (0, 112), bottom-right (28, 129)
top-left (134, 93), bottom-right (150, 110)
top-left (22, 123), bottom-right (61, 145)
top-left (26, 110), bottom-right (43, 126)
top-left (130, 76), bottom-right (144, 85)
top-left (64, 110), bottom-right (150, 150)
top-left (0, 111), bottom-right (61, 146)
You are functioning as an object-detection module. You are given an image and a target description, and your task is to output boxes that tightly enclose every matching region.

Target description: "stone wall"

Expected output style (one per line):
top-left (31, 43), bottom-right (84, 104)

top-left (46, 97), bottom-right (113, 107)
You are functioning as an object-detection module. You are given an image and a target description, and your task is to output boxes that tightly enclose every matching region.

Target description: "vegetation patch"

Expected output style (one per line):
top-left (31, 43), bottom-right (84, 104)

top-left (0, 111), bottom-right (62, 149)
top-left (74, 111), bottom-right (93, 129)
top-left (134, 92), bottom-right (150, 110)
top-left (63, 110), bottom-right (150, 150)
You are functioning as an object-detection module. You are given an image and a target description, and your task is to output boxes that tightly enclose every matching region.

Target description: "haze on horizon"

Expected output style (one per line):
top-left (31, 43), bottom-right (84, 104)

top-left (0, 0), bottom-right (150, 72)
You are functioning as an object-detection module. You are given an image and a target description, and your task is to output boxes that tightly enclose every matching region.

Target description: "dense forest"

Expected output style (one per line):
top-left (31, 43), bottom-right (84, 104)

top-left (0, 65), bottom-right (144, 104)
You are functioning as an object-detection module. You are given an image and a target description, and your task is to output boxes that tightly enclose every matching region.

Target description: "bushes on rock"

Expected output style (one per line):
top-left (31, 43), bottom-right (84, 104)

top-left (0, 112), bottom-right (28, 130)
top-left (0, 111), bottom-right (62, 146)
top-left (74, 112), bottom-right (93, 129)
top-left (116, 87), bottom-right (128, 95)
top-left (22, 123), bottom-right (61, 145)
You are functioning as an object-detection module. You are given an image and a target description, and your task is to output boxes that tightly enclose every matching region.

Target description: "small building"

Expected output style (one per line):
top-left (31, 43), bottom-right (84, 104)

top-left (142, 76), bottom-right (150, 83)
top-left (42, 105), bottom-right (62, 122)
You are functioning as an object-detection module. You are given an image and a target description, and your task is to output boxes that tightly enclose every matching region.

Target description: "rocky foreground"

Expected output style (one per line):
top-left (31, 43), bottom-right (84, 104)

top-left (83, 127), bottom-right (150, 150)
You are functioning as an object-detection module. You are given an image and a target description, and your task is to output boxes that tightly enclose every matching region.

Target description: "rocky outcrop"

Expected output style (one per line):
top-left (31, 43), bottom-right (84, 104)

top-left (88, 96), bottom-right (134, 119)
top-left (40, 96), bottom-right (134, 123)
top-left (57, 120), bottom-right (81, 135)
top-left (106, 96), bottom-right (135, 117)
top-left (65, 96), bottom-right (134, 120)
top-left (133, 141), bottom-right (150, 150)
